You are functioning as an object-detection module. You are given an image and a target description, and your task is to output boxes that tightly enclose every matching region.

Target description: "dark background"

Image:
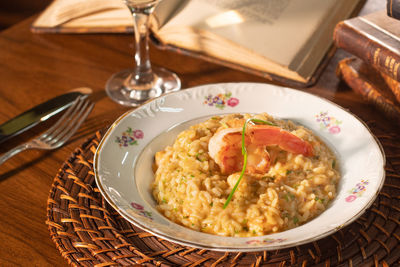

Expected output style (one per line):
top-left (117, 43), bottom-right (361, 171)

top-left (0, 0), bottom-right (51, 30)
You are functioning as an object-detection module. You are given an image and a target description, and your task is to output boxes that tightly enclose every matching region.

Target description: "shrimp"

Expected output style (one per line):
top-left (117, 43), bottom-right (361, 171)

top-left (208, 124), bottom-right (313, 175)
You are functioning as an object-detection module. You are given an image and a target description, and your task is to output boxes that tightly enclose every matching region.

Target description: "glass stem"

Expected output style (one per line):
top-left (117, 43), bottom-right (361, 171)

top-left (127, 4), bottom-right (156, 86)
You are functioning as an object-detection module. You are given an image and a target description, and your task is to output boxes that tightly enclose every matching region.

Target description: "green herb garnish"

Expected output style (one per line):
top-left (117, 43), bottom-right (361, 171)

top-left (196, 153), bottom-right (204, 162)
top-left (284, 194), bottom-right (289, 202)
top-left (223, 118), bottom-right (276, 209)
top-left (283, 192), bottom-right (295, 202)
top-left (262, 176), bottom-right (275, 181)
top-left (221, 122), bottom-right (229, 128)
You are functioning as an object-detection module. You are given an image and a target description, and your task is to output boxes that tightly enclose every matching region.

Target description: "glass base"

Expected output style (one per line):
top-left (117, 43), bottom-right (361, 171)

top-left (105, 66), bottom-right (181, 107)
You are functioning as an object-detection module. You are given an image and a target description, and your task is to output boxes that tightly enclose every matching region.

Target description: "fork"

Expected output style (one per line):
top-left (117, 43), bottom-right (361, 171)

top-left (0, 96), bottom-right (94, 166)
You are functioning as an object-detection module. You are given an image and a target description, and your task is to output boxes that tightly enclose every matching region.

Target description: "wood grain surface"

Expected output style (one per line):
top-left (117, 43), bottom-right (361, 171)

top-left (0, 0), bottom-right (390, 266)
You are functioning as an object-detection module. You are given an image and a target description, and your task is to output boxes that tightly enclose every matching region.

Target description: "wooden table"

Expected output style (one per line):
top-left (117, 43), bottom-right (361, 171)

top-left (0, 1), bottom-right (392, 266)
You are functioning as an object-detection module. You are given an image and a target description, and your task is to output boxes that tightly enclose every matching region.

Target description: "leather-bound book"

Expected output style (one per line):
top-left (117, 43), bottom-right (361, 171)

top-left (337, 57), bottom-right (400, 122)
top-left (387, 0), bottom-right (400, 19)
top-left (334, 11), bottom-right (400, 82)
top-left (381, 71), bottom-right (400, 103)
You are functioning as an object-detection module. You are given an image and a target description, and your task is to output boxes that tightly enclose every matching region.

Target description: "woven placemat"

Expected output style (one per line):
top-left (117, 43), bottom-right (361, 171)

top-left (47, 124), bottom-right (400, 267)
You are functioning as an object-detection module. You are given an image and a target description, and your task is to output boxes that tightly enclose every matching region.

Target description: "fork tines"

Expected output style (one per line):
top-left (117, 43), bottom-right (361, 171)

top-left (40, 96), bottom-right (94, 148)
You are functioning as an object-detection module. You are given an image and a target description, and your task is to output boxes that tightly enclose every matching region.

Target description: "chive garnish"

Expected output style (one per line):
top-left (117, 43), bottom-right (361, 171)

top-left (196, 153), bottom-right (203, 162)
top-left (223, 118), bottom-right (276, 209)
top-left (284, 194), bottom-right (289, 202)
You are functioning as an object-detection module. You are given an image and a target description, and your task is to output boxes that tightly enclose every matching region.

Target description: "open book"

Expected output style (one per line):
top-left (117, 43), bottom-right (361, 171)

top-left (32, 0), bottom-right (364, 87)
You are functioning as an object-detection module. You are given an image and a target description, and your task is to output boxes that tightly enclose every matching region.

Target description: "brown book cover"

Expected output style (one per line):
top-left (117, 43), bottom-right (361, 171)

top-left (336, 57), bottom-right (400, 122)
top-left (334, 10), bottom-right (400, 82)
top-left (381, 71), bottom-right (400, 103)
top-left (387, 0), bottom-right (400, 19)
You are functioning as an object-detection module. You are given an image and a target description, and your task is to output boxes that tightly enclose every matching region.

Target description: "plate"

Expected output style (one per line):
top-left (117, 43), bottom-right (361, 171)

top-left (94, 82), bottom-right (385, 252)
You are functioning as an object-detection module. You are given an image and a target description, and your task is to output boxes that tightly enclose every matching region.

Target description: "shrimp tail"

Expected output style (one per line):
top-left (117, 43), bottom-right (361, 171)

top-left (247, 125), bottom-right (314, 157)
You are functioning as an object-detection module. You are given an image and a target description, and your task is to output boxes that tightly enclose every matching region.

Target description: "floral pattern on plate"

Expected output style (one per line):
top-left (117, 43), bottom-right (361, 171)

top-left (345, 179), bottom-right (369, 202)
top-left (203, 92), bottom-right (239, 109)
top-left (115, 127), bottom-right (144, 147)
top-left (131, 202), bottom-right (153, 220)
top-left (315, 111), bottom-right (342, 134)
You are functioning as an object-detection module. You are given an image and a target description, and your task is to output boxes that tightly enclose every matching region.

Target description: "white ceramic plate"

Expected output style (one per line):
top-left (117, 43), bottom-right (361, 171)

top-left (94, 82), bottom-right (385, 252)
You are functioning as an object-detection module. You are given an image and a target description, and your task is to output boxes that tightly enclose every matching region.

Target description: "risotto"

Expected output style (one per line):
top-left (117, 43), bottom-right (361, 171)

top-left (152, 113), bottom-right (340, 237)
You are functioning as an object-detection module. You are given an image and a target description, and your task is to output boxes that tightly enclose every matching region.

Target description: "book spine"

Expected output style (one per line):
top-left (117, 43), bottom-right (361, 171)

top-left (334, 21), bottom-right (400, 82)
top-left (387, 0), bottom-right (400, 20)
top-left (381, 71), bottom-right (400, 103)
top-left (337, 57), bottom-right (400, 122)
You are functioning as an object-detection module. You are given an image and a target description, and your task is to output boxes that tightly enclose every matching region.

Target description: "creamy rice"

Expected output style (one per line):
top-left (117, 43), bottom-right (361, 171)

top-left (152, 113), bottom-right (340, 237)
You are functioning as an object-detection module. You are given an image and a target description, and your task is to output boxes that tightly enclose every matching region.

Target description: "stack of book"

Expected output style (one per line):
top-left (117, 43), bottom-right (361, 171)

top-left (334, 1), bottom-right (400, 121)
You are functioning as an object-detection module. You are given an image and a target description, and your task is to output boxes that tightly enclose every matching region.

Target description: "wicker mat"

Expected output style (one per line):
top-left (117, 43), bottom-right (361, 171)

top-left (47, 124), bottom-right (400, 267)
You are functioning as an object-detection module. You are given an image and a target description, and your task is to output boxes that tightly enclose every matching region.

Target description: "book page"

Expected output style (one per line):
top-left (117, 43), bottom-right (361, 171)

top-left (202, 0), bottom-right (291, 25)
top-left (61, 9), bottom-right (131, 28)
top-left (159, 0), bottom-right (337, 68)
top-left (33, 0), bottom-right (184, 32)
top-left (33, 0), bottom-right (125, 27)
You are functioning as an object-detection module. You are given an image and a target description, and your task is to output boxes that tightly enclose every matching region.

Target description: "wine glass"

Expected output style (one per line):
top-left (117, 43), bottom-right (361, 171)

top-left (106, 0), bottom-right (181, 107)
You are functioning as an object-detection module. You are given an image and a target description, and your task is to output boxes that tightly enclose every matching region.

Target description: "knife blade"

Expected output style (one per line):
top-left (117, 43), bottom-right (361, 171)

top-left (0, 87), bottom-right (92, 145)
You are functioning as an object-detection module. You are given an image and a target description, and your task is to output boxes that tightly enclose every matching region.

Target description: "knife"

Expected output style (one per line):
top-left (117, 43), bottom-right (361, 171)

top-left (0, 87), bottom-right (92, 145)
